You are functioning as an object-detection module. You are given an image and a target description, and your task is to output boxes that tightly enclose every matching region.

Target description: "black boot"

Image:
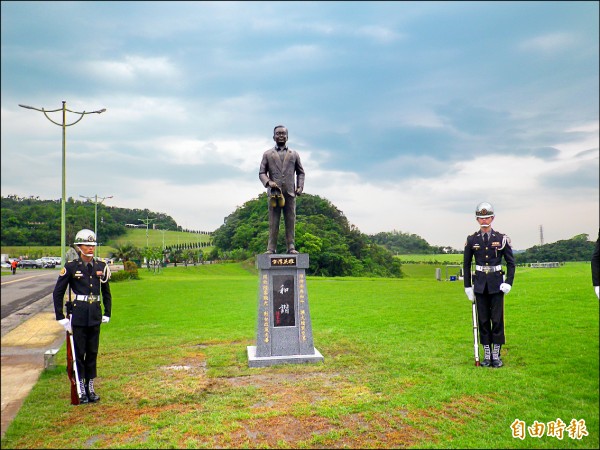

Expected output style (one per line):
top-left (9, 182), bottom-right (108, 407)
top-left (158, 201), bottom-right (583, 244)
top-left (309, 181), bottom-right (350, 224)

top-left (78, 380), bottom-right (89, 404)
top-left (491, 344), bottom-right (503, 368)
top-left (480, 345), bottom-right (491, 367)
top-left (86, 378), bottom-right (100, 403)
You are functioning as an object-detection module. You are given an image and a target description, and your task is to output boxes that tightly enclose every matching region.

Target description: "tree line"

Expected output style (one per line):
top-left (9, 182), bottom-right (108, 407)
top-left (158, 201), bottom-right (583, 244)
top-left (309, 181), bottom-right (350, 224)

top-left (212, 193), bottom-right (404, 277)
top-left (514, 233), bottom-right (596, 264)
top-left (4, 194), bottom-right (594, 273)
top-left (369, 230), bottom-right (460, 254)
top-left (1, 195), bottom-right (179, 246)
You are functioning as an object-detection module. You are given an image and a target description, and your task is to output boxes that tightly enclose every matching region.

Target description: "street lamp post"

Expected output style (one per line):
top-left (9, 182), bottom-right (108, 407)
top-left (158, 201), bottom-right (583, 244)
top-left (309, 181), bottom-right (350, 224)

top-left (159, 229), bottom-right (167, 264)
top-left (19, 101), bottom-right (106, 267)
top-left (80, 194), bottom-right (113, 256)
top-left (138, 216), bottom-right (156, 248)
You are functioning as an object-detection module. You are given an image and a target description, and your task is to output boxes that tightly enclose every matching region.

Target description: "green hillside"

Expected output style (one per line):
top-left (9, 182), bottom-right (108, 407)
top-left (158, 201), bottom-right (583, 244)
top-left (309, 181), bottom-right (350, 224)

top-left (106, 228), bottom-right (212, 249)
top-left (1, 229), bottom-right (213, 260)
top-left (396, 253), bottom-right (464, 264)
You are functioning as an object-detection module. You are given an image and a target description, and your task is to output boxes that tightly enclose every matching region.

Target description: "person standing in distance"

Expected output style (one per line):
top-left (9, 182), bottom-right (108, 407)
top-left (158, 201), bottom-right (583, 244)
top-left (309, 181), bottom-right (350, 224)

top-left (259, 125), bottom-right (305, 254)
top-left (463, 202), bottom-right (515, 368)
top-left (53, 229), bottom-right (112, 404)
top-left (592, 229), bottom-right (600, 300)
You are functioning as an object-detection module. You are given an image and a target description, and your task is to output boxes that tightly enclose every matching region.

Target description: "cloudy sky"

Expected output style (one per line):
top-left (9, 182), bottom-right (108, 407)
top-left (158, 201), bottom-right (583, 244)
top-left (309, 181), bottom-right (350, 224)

top-left (1, 1), bottom-right (598, 250)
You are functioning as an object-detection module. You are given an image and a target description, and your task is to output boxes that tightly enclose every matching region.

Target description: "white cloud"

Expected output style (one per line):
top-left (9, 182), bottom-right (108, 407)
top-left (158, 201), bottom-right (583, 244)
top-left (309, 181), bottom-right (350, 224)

top-left (81, 55), bottom-right (182, 84)
top-left (565, 121), bottom-right (599, 134)
top-left (518, 32), bottom-right (578, 54)
top-left (112, 177), bottom-right (261, 232)
top-left (159, 137), bottom-right (269, 172)
top-left (356, 25), bottom-right (403, 44)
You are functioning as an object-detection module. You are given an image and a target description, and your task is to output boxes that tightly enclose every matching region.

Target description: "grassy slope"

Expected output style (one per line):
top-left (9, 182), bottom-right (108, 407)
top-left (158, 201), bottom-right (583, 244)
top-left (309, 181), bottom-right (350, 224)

top-left (397, 254), bottom-right (464, 263)
top-left (1, 229), bottom-right (213, 259)
top-left (1, 262), bottom-right (597, 449)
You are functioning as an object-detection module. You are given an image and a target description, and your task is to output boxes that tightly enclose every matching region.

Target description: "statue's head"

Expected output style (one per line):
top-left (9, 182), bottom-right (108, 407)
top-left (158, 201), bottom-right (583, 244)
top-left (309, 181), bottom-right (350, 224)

top-left (273, 125), bottom-right (288, 146)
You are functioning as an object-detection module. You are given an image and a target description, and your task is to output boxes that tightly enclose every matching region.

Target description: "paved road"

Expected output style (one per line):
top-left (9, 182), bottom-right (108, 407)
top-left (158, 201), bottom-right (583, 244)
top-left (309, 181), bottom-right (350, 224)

top-left (1, 272), bottom-right (65, 439)
top-left (1, 270), bottom-right (58, 319)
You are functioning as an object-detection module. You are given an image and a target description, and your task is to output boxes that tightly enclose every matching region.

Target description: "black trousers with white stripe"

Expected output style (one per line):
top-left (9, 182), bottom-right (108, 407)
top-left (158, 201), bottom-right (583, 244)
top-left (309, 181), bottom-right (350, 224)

top-left (72, 324), bottom-right (101, 380)
top-left (475, 286), bottom-right (505, 346)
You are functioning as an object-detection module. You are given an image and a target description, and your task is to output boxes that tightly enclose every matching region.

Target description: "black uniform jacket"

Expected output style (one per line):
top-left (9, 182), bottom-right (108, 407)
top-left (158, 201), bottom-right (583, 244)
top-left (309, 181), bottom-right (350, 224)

top-left (259, 146), bottom-right (305, 197)
top-left (53, 257), bottom-right (112, 326)
top-left (592, 230), bottom-right (600, 286)
top-left (463, 229), bottom-right (516, 294)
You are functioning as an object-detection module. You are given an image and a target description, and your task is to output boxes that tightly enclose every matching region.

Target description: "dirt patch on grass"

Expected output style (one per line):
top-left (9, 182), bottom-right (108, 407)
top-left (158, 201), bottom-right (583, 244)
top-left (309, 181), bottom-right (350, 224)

top-left (27, 351), bottom-right (493, 448)
top-left (190, 370), bottom-right (427, 448)
top-left (120, 354), bottom-right (213, 403)
top-left (202, 411), bottom-right (427, 448)
top-left (410, 395), bottom-right (492, 425)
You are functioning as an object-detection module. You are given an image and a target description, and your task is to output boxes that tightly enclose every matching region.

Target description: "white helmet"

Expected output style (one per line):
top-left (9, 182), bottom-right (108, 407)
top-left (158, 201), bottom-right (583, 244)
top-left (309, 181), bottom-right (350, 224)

top-left (74, 229), bottom-right (97, 246)
top-left (475, 202), bottom-right (494, 218)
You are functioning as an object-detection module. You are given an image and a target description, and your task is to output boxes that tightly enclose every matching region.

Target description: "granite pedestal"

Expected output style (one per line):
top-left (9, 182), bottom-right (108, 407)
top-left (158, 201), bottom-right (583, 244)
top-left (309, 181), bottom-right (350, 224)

top-left (247, 253), bottom-right (324, 368)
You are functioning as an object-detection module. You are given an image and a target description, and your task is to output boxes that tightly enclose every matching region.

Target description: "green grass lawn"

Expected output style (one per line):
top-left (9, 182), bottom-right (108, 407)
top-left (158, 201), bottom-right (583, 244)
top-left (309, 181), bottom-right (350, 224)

top-left (1, 262), bottom-right (597, 448)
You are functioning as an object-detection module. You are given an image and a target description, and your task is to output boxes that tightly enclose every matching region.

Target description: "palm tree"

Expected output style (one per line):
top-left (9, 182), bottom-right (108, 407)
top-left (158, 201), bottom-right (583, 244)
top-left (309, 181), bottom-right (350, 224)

top-left (111, 243), bottom-right (140, 263)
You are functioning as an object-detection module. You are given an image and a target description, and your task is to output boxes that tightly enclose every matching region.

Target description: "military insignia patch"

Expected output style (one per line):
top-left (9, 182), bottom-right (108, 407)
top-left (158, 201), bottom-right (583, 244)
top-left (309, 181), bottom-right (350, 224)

top-left (59, 267), bottom-right (67, 276)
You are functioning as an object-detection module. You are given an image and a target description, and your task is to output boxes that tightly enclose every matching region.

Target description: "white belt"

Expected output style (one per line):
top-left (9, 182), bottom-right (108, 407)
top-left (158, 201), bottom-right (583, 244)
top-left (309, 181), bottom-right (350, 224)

top-left (74, 294), bottom-right (99, 302)
top-left (476, 265), bottom-right (502, 272)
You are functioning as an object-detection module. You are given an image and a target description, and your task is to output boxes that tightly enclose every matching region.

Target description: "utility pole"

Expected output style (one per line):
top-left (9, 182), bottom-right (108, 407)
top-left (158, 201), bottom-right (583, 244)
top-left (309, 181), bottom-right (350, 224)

top-left (19, 101), bottom-right (106, 266)
top-left (80, 194), bottom-right (113, 256)
top-left (138, 216), bottom-right (156, 248)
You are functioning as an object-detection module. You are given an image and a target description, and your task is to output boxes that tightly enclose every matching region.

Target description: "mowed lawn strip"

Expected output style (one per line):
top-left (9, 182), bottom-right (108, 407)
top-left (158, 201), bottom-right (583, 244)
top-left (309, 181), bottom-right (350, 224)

top-left (1, 262), bottom-right (597, 449)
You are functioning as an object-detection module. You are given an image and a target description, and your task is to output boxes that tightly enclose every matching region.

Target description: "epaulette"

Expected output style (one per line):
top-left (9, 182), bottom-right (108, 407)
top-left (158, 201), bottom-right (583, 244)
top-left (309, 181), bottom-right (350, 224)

top-left (464, 231), bottom-right (478, 247)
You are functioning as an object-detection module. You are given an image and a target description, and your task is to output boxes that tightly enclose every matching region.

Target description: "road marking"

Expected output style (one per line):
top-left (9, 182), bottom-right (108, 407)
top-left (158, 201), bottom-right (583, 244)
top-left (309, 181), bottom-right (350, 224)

top-left (1, 273), bottom-right (56, 286)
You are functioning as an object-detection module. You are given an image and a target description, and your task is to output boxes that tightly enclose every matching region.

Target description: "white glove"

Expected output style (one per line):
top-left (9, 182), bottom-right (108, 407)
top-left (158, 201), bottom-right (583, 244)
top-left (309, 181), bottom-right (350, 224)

top-left (58, 318), bottom-right (72, 333)
top-left (464, 287), bottom-right (475, 302)
top-left (500, 283), bottom-right (512, 294)
top-left (102, 316), bottom-right (110, 323)
top-left (595, 286), bottom-right (599, 300)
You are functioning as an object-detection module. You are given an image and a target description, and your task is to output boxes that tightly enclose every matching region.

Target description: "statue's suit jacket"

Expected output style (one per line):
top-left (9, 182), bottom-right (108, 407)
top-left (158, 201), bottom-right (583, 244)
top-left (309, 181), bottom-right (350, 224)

top-left (259, 146), bottom-right (305, 196)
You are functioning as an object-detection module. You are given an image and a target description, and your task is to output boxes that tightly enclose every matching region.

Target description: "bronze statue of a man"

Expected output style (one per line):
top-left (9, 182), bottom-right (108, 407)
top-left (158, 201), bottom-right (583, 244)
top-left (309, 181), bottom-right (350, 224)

top-left (259, 125), bottom-right (305, 254)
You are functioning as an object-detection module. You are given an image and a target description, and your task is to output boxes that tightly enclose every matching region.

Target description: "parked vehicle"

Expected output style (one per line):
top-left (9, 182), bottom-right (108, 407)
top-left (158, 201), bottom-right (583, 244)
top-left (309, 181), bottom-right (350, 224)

top-left (39, 257), bottom-right (56, 268)
top-left (18, 260), bottom-right (41, 269)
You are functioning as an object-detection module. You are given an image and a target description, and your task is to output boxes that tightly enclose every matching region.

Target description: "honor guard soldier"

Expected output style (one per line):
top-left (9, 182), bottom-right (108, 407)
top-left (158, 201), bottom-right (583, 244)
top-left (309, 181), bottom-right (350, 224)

top-left (592, 229), bottom-right (599, 300)
top-left (54, 229), bottom-right (112, 403)
top-left (463, 202), bottom-right (515, 368)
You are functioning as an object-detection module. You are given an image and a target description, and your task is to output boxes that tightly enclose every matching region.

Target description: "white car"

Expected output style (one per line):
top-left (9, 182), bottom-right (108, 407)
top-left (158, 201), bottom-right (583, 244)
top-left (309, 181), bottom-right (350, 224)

top-left (39, 257), bottom-right (57, 268)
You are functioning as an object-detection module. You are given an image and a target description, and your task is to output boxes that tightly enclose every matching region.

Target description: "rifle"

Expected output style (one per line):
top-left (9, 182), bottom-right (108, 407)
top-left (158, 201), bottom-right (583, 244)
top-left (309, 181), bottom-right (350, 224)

top-left (471, 300), bottom-right (480, 366)
top-left (65, 288), bottom-right (82, 405)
